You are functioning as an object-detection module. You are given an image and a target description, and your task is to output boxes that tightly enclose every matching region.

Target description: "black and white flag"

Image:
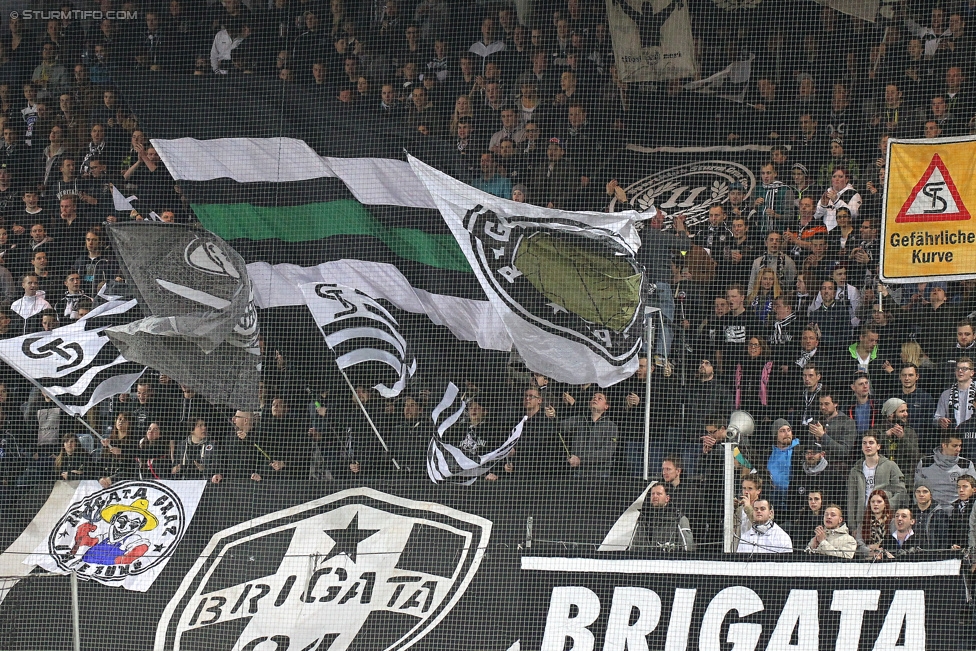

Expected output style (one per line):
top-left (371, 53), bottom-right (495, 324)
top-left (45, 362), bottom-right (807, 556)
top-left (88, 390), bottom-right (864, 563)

top-left (605, 0), bottom-right (697, 82)
top-left (104, 223), bottom-right (260, 410)
top-left (426, 382), bottom-right (526, 484)
top-left (0, 300), bottom-right (146, 415)
top-left (300, 283), bottom-right (416, 398)
top-left (111, 186), bottom-right (161, 221)
top-left (409, 155), bottom-right (645, 387)
top-left (814, 0), bottom-right (880, 22)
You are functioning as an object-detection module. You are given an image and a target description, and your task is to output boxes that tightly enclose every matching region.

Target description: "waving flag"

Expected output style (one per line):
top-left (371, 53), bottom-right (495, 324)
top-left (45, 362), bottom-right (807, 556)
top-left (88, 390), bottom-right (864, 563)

top-left (409, 154), bottom-right (645, 387)
top-left (606, 0), bottom-right (698, 82)
top-left (300, 282), bottom-right (416, 398)
top-left (104, 222), bottom-right (260, 409)
top-left (425, 382), bottom-right (526, 484)
top-left (0, 300), bottom-right (146, 415)
top-left (151, 137), bottom-right (511, 352)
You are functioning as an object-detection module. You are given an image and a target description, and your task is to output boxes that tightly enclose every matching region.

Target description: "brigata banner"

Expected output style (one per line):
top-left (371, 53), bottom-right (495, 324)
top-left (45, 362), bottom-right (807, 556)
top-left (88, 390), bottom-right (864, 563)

top-left (520, 555), bottom-right (960, 651)
top-left (880, 135), bottom-right (976, 282)
top-left (0, 479), bottom-right (965, 650)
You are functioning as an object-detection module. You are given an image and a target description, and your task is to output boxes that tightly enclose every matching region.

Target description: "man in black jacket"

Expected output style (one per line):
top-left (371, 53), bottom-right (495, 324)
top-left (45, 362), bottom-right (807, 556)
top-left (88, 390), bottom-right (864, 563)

top-left (913, 483), bottom-right (949, 551)
top-left (630, 483), bottom-right (696, 551)
top-left (791, 441), bottom-right (847, 508)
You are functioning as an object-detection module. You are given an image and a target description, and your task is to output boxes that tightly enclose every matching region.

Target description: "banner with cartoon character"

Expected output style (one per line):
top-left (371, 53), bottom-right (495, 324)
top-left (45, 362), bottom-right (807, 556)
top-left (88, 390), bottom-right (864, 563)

top-left (24, 480), bottom-right (205, 591)
top-left (0, 479), bottom-right (967, 650)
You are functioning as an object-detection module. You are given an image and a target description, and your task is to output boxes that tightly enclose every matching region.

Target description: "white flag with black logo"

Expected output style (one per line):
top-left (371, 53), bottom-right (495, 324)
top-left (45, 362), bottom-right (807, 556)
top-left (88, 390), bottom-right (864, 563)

top-left (408, 155), bottom-right (644, 387)
top-left (0, 300), bottom-right (146, 415)
top-left (606, 0), bottom-right (697, 82)
top-left (425, 382), bottom-right (526, 484)
top-left (300, 283), bottom-right (416, 398)
top-left (104, 222), bottom-right (260, 410)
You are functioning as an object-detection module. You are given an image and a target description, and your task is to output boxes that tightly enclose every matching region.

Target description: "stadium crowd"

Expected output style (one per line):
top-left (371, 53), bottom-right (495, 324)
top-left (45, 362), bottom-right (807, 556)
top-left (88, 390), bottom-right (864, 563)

top-left (0, 0), bottom-right (972, 563)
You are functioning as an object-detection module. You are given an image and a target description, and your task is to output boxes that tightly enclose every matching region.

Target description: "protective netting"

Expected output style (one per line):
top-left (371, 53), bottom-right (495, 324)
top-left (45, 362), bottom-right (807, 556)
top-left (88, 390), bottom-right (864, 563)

top-left (0, 0), bottom-right (974, 649)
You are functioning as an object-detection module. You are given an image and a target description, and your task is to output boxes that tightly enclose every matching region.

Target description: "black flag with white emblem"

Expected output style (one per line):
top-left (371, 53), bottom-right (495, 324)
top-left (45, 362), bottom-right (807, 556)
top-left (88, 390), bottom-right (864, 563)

top-left (104, 222), bottom-right (260, 409)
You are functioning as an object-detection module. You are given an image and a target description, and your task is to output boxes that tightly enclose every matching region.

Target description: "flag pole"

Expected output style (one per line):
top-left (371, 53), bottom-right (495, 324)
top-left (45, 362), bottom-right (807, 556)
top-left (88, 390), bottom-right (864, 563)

top-left (336, 367), bottom-right (402, 471)
top-left (20, 375), bottom-right (106, 442)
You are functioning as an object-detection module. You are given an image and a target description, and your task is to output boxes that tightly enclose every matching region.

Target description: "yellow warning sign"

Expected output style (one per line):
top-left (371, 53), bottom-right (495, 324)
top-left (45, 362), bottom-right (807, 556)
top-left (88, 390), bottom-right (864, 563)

top-left (881, 136), bottom-right (976, 282)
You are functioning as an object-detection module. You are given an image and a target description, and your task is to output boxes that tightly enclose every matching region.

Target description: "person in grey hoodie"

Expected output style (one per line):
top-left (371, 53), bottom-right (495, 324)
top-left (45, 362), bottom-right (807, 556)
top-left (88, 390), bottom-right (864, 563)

top-left (915, 432), bottom-right (976, 506)
top-left (847, 430), bottom-right (908, 534)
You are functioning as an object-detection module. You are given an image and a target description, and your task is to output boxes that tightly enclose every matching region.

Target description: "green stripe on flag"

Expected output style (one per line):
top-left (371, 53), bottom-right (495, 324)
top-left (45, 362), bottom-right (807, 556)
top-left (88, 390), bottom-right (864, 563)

top-left (190, 200), bottom-right (472, 273)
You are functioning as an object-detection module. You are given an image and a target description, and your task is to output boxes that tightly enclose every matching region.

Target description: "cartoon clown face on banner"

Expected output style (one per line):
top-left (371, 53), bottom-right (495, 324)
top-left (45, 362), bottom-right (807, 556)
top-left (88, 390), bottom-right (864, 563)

top-left (42, 481), bottom-right (190, 585)
top-left (72, 498), bottom-right (158, 566)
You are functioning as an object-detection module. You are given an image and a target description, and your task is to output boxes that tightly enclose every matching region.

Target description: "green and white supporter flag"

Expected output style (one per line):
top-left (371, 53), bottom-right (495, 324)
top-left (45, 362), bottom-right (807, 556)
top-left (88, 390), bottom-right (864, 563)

top-left (152, 137), bottom-right (509, 352)
top-left (153, 137), bottom-right (647, 386)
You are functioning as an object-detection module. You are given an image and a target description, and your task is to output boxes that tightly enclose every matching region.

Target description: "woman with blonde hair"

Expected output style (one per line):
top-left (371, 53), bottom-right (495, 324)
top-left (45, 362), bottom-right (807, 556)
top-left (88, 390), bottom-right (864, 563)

top-left (449, 95), bottom-right (475, 136)
top-left (746, 267), bottom-right (782, 324)
top-left (900, 341), bottom-right (934, 371)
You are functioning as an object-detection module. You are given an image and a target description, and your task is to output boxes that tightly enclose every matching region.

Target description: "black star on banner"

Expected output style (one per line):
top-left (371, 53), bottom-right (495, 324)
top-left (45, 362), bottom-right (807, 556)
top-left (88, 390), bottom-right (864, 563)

top-left (322, 512), bottom-right (380, 563)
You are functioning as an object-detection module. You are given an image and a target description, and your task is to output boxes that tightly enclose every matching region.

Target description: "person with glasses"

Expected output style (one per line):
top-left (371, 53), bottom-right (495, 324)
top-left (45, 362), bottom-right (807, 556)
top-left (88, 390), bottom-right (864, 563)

top-left (935, 357), bottom-right (976, 432)
top-left (519, 120), bottom-right (545, 163)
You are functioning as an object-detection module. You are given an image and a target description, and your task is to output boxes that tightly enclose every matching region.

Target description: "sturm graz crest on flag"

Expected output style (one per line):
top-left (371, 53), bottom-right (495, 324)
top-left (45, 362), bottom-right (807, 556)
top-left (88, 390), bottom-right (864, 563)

top-left (463, 204), bottom-right (643, 365)
top-left (0, 299), bottom-right (146, 415)
top-left (607, 160), bottom-right (755, 230)
top-left (104, 222), bottom-right (261, 409)
top-left (155, 488), bottom-right (491, 651)
top-left (301, 282), bottom-right (417, 398)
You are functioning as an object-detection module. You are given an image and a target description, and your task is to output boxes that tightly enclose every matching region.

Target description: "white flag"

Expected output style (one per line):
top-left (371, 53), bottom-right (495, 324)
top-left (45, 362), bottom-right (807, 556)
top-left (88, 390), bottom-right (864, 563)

top-left (25, 480), bottom-right (206, 591)
top-left (408, 155), bottom-right (644, 387)
top-left (300, 282), bottom-right (417, 398)
top-left (0, 300), bottom-right (146, 415)
top-left (606, 0), bottom-right (698, 82)
top-left (426, 383), bottom-right (526, 484)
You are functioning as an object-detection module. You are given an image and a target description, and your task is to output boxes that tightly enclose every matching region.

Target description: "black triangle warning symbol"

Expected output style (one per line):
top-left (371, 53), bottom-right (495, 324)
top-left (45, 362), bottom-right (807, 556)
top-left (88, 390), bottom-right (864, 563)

top-left (895, 153), bottom-right (971, 223)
